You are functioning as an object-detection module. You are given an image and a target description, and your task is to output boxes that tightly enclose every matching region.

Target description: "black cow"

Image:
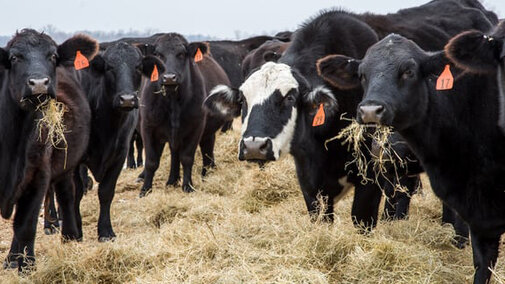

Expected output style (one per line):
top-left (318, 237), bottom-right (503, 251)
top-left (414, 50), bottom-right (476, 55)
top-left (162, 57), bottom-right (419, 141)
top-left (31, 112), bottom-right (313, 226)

top-left (72, 42), bottom-right (163, 241)
top-left (0, 30), bottom-right (96, 270)
top-left (318, 33), bottom-right (502, 284)
top-left (138, 33), bottom-right (230, 196)
top-left (205, 2), bottom-right (496, 229)
top-left (241, 39), bottom-right (290, 77)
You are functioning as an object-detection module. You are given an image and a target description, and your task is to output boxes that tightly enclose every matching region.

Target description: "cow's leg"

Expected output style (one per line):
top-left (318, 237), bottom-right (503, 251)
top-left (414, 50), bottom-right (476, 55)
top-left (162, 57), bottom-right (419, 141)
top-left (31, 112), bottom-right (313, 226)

top-left (442, 205), bottom-right (469, 248)
top-left (135, 134), bottom-right (144, 167)
top-left (166, 145), bottom-right (180, 186)
top-left (73, 166), bottom-right (85, 239)
top-left (382, 179), bottom-right (396, 220)
top-left (471, 232), bottom-right (500, 284)
top-left (4, 180), bottom-right (48, 271)
top-left (79, 165), bottom-right (93, 194)
top-left (140, 135), bottom-right (165, 197)
top-left (220, 120), bottom-right (233, 133)
top-left (180, 141), bottom-right (199, 193)
top-left (126, 135), bottom-right (137, 169)
top-left (54, 172), bottom-right (80, 241)
top-left (97, 161), bottom-right (123, 242)
top-left (393, 175), bottom-right (419, 220)
top-left (43, 186), bottom-right (59, 235)
top-left (352, 182), bottom-right (382, 231)
top-left (199, 132), bottom-right (216, 177)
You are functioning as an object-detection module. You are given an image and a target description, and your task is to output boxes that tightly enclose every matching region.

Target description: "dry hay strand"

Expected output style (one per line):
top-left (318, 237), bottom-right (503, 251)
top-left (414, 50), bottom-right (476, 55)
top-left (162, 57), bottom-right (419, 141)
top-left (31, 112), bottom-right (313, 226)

top-left (36, 98), bottom-right (69, 167)
top-left (326, 116), bottom-right (408, 193)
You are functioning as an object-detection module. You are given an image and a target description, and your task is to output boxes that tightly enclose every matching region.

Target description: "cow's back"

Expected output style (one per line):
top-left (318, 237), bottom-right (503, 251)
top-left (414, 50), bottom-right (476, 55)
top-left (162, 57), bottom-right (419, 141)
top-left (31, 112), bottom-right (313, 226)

top-left (197, 55), bottom-right (231, 95)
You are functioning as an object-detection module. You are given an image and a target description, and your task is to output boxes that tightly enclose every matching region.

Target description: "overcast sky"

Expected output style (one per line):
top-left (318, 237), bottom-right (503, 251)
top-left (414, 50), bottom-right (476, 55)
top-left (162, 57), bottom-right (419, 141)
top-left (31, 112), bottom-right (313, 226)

top-left (2, 0), bottom-right (504, 39)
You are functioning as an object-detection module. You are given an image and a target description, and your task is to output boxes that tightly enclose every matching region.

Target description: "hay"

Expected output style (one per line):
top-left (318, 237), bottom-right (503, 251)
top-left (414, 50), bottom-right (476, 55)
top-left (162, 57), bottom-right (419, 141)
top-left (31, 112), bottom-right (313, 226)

top-left (1, 118), bottom-right (505, 283)
top-left (326, 117), bottom-right (407, 189)
top-left (36, 98), bottom-right (68, 168)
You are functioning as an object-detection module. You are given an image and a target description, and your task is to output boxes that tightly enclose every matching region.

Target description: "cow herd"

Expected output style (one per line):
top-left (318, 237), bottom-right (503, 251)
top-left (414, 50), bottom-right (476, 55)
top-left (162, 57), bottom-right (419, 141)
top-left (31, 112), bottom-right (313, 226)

top-left (0, 0), bottom-right (504, 283)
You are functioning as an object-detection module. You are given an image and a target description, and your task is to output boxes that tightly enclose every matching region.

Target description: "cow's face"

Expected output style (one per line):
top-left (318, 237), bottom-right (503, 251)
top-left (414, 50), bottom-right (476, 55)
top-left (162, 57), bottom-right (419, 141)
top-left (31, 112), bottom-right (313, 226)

top-left (0, 29), bottom-right (97, 110)
top-left (317, 35), bottom-right (445, 130)
top-left (205, 62), bottom-right (338, 161)
top-left (90, 42), bottom-right (164, 110)
top-left (149, 34), bottom-right (208, 88)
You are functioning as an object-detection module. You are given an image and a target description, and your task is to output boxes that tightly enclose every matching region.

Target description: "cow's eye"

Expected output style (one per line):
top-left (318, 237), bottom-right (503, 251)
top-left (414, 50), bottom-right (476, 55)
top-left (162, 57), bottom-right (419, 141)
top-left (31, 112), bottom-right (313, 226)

top-left (177, 52), bottom-right (185, 59)
top-left (136, 64), bottom-right (142, 72)
top-left (49, 54), bottom-right (57, 62)
top-left (10, 55), bottom-right (18, 63)
top-left (402, 69), bottom-right (414, 79)
top-left (285, 93), bottom-right (295, 103)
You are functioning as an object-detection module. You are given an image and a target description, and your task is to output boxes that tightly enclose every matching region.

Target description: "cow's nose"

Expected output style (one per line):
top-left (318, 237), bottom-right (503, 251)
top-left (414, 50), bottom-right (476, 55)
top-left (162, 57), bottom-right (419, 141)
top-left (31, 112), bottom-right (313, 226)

top-left (162, 73), bottom-right (178, 85)
top-left (359, 105), bottom-right (384, 124)
top-left (241, 138), bottom-right (272, 160)
top-left (119, 94), bottom-right (138, 109)
top-left (27, 77), bottom-right (50, 94)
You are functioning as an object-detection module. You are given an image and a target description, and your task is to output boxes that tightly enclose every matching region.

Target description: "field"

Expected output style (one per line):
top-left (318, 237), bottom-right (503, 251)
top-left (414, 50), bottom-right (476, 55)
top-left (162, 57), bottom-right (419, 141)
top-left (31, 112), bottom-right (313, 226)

top-left (1, 120), bottom-right (505, 283)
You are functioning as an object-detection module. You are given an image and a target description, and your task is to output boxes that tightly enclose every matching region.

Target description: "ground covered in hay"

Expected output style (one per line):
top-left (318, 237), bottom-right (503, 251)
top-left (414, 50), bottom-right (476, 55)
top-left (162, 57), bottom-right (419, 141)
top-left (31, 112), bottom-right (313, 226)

top-left (1, 120), bottom-right (505, 283)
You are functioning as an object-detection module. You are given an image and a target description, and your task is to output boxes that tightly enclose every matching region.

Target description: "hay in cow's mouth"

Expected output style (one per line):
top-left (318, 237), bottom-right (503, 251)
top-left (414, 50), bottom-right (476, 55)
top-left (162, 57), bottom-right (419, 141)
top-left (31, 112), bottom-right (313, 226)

top-left (325, 115), bottom-right (407, 189)
top-left (36, 98), bottom-right (68, 168)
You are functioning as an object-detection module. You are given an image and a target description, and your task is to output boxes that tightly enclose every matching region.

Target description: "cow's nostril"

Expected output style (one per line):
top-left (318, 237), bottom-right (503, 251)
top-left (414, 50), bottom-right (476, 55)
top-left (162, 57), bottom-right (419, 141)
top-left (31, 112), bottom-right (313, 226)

top-left (43, 78), bottom-right (50, 85)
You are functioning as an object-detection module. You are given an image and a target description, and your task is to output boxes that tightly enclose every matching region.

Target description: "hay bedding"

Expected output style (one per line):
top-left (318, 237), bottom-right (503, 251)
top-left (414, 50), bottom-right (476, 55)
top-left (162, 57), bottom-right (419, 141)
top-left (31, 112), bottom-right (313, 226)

top-left (0, 118), bottom-right (504, 283)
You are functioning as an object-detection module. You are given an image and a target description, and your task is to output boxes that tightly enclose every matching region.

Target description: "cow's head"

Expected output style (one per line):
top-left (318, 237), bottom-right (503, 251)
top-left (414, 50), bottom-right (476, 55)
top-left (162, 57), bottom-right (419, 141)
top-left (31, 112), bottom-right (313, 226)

top-left (0, 29), bottom-right (98, 109)
top-left (146, 33), bottom-right (208, 88)
top-left (317, 34), bottom-right (447, 130)
top-left (205, 62), bottom-right (338, 161)
top-left (90, 42), bottom-right (164, 110)
top-left (445, 21), bottom-right (505, 73)
top-left (242, 39), bottom-right (290, 77)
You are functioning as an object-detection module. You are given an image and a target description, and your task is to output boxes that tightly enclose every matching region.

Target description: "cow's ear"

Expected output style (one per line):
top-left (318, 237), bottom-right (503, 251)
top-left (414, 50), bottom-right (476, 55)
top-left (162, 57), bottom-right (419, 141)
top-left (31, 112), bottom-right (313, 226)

top-left (90, 54), bottom-right (105, 74)
top-left (0, 48), bottom-right (10, 69)
top-left (188, 42), bottom-right (209, 58)
top-left (136, 43), bottom-right (156, 56)
top-left (204, 85), bottom-right (242, 120)
top-left (263, 50), bottom-right (281, 62)
top-left (302, 86), bottom-right (338, 118)
top-left (57, 34), bottom-right (98, 66)
top-left (141, 55), bottom-right (166, 79)
top-left (420, 51), bottom-right (451, 77)
top-left (445, 30), bottom-right (502, 73)
top-left (316, 54), bottom-right (361, 90)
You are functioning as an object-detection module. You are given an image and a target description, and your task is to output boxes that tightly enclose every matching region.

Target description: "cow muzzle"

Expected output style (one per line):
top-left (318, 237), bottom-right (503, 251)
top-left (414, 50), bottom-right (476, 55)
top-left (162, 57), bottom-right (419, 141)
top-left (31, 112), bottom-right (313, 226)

top-left (357, 104), bottom-right (385, 124)
top-left (162, 73), bottom-right (179, 86)
top-left (239, 137), bottom-right (274, 161)
top-left (118, 94), bottom-right (139, 110)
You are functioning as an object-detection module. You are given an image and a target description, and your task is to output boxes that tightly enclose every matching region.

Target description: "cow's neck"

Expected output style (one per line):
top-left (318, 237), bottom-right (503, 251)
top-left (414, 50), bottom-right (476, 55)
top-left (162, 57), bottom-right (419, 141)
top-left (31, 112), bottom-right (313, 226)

top-left (0, 73), bottom-right (39, 218)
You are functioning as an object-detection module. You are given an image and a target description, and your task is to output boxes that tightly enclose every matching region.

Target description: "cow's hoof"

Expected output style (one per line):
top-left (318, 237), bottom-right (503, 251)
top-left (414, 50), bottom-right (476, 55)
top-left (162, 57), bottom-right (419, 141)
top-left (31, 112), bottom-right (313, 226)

top-left (44, 227), bottom-right (58, 235)
top-left (3, 259), bottom-right (18, 270)
top-left (98, 235), bottom-right (116, 242)
top-left (139, 189), bottom-right (151, 198)
top-left (137, 162), bottom-right (143, 167)
top-left (452, 236), bottom-right (469, 249)
top-left (182, 184), bottom-right (195, 193)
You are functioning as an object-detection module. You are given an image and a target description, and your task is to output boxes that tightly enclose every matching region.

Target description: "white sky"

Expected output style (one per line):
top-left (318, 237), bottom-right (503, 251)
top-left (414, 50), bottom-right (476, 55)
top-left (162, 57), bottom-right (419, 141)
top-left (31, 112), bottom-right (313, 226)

top-left (2, 0), bottom-right (504, 39)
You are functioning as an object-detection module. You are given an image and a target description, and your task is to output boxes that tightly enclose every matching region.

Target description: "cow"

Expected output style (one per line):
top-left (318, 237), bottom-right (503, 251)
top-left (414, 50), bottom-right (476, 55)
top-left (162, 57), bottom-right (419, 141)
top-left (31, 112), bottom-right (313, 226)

top-left (138, 33), bottom-right (230, 197)
top-left (241, 39), bottom-right (290, 77)
top-left (126, 126), bottom-right (143, 169)
top-left (204, 2), bottom-right (497, 230)
top-left (205, 11), bottom-right (384, 228)
top-left (0, 29), bottom-right (96, 270)
top-left (316, 33), bottom-right (502, 284)
top-left (68, 42), bottom-right (163, 241)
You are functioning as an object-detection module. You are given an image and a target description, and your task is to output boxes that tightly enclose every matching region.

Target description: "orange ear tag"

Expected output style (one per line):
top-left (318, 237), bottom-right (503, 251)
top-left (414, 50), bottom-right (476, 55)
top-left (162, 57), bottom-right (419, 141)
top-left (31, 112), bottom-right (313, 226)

top-left (312, 104), bottom-right (326, 127)
top-left (150, 65), bottom-right (159, 82)
top-left (194, 48), bottom-right (203, 63)
top-left (436, 64), bottom-right (454, 91)
top-left (74, 50), bottom-right (89, 70)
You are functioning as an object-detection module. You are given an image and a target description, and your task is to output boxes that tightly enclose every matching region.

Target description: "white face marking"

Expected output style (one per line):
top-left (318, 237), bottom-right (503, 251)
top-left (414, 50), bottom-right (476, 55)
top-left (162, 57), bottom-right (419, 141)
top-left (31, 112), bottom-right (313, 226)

top-left (239, 62), bottom-right (300, 159)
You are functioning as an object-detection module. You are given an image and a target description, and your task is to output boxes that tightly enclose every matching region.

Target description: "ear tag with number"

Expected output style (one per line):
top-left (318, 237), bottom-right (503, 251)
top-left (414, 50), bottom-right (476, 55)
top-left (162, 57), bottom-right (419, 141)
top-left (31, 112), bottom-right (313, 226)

top-left (436, 64), bottom-right (454, 91)
top-left (312, 104), bottom-right (325, 127)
